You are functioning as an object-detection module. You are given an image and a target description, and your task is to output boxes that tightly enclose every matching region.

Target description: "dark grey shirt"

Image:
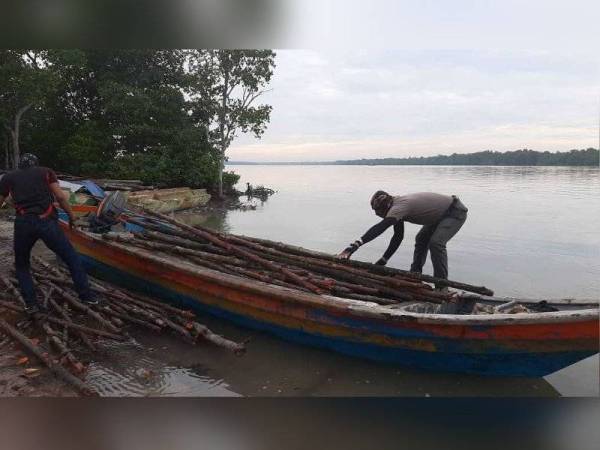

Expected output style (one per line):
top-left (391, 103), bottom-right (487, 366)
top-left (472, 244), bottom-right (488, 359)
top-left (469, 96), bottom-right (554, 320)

top-left (386, 192), bottom-right (453, 225)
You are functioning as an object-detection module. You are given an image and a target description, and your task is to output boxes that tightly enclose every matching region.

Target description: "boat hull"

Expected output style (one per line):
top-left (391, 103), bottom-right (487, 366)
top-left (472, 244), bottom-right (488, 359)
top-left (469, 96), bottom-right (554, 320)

top-left (63, 225), bottom-right (600, 377)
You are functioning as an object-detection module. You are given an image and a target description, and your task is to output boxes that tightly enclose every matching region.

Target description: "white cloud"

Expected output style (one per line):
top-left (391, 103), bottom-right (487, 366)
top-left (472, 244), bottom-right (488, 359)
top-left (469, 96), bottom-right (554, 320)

top-left (284, 0), bottom-right (600, 53)
top-left (228, 49), bottom-right (599, 161)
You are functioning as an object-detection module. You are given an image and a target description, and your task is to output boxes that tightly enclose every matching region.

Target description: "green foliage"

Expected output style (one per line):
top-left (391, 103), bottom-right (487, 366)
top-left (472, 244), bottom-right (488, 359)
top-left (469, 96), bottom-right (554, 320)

top-left (59, 121), bottom-right (113, 175)
top-left (222, 171), bottom-right (241, 194)
top-left (0, 50), bottom-right (57, 120)
top-left (187, 49), bottom-right (276, 195)
top-left (334, 148), bottom-right (600, 167)
top-left (111, 128), bottom-right (221, 189)
top-left (0, 50), bottom-right (59, 167)
top-left (0, 49), bottom-right (277, 193)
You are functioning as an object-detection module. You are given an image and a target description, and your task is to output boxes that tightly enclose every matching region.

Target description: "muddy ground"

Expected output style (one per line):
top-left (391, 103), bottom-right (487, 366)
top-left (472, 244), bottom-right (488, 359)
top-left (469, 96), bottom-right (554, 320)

top-left (0, 213), bottom-right (78, 396)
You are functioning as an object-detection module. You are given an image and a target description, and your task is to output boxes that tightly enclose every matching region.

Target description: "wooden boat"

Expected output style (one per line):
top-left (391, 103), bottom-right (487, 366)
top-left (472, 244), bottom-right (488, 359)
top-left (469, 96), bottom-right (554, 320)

top-left (125, 187), bottom-right (211, 213)
top-left (57, 216), bottom-right (599, 377)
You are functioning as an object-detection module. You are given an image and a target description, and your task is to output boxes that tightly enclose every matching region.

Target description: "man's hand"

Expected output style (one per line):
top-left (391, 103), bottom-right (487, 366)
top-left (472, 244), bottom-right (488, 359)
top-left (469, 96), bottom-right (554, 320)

top-left (50, 182), bottom-right (78, 229)
top-left (337, 239), bottom-right (362, 260)
top-left (375, 257), bottom-right (388, 266)
top-left (337, 249), bottom-right (353, 260)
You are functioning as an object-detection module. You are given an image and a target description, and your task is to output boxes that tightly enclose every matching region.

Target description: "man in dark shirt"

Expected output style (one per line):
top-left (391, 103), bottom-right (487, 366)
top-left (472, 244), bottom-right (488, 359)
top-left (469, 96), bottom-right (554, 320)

top-left (338, 190), bottom-right (468, 283)
top-left (0, 153), bottom-right (96, 314)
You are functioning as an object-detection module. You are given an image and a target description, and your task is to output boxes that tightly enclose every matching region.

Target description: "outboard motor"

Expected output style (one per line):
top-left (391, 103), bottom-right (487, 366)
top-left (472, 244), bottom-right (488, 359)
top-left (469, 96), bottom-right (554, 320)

top-left (88, 191), bottom-right (127, 233)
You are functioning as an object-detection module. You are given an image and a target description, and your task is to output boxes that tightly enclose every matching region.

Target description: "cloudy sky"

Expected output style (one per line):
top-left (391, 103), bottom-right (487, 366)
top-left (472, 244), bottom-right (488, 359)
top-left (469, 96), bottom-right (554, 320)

top-left (225, 1), bottom-right (599, 162)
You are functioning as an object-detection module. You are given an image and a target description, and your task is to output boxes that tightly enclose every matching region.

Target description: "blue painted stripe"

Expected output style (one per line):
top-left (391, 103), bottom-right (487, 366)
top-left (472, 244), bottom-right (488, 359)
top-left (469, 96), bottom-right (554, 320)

top-left (80, 255), bottom-right (594, 377)
top-left (124, 222), bottom-right (144, 233)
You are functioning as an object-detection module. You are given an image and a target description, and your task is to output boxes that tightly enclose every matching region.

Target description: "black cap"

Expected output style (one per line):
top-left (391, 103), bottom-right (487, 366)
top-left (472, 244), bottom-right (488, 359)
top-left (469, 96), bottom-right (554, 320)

top-left (18, 153), bottom-right (39, 169)
top-left (370, 190), bottom-right (390, 210)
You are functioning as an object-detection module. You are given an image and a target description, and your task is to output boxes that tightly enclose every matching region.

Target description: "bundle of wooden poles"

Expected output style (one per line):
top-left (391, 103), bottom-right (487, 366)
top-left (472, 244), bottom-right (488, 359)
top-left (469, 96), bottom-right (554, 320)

top-left (0, 257), bottom-right (246, 396)
top-left (103, 209), bottom-right (494, 308)
top-left (57, 173), bottom-right (152, 191)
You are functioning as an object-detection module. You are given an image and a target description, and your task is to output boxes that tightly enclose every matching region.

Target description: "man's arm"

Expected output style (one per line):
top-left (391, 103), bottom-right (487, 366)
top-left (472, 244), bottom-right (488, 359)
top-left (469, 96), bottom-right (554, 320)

top-left (376, 221), bottom-right (404, 265)
top-left (361, 217), bottom-right (398, 244)
top-left (338, 217), bottom-right (397, 259)
top-left (0, 195), bottom-right (15, 209)
top-left (0, 175), bottom-right (9, 208)
top-left (49, 182), bottom-right (76, 227)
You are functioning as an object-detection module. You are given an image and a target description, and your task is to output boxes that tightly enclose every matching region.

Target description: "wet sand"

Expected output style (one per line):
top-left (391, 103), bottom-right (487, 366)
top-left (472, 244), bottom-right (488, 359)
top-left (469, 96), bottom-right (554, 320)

top-left (0, 216), bottom-right (77, 396)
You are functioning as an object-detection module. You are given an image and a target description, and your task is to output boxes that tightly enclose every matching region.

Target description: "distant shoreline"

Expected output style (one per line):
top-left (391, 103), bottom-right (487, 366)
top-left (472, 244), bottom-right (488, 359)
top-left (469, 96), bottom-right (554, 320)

top-left (228, 162), bottom-right (600, 166)
top-left (229, 148), bottom-right (599, 167)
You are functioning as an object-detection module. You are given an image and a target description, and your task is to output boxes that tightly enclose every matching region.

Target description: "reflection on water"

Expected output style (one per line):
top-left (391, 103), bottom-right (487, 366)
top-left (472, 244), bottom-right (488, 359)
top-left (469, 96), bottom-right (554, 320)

top-left (175, 206), bottom-right (230, 233)
top-left (86, 333), bottom-right (239, 397)
top-left (86, 318), bottom-right (560, 398)
top-left (88, 165), bottom-right (598, 397)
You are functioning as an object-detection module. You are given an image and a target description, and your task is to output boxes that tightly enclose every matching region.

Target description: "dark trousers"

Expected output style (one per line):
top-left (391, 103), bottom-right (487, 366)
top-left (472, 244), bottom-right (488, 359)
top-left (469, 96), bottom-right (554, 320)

top-left (14, 215), bottom-right (91, 305)
top-left (409, 198), bottom-right (468, 280)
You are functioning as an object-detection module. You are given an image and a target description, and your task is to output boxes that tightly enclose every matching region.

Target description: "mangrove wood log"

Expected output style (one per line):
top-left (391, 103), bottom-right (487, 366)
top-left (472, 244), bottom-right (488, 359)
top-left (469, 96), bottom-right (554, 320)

top-left (42, 323), bottom-right (86, 374)
top-left (0, 317), bottom-right (97, 396)
top-left (180, 319), bottom-right (246, 355)
top-left (135, 229), bottom-right (228, 255)
top-left (142, 210), bottom-right (324, 295)
top-left (0, 275), bottom-right (26, 307)
top-left (240, 234), bottom-right (494, 296)
top-left (37, 279), bottom-right (121, 334)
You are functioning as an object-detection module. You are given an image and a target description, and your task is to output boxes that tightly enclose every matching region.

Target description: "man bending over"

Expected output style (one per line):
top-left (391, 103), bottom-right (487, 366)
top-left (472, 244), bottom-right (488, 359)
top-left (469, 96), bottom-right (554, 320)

top-left (338, 190), bottom-right (468, 287)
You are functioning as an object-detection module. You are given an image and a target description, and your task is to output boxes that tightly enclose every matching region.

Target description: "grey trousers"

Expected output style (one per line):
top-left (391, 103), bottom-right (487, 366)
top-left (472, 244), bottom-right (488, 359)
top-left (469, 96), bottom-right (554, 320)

top-left (409, 198), bottom-right (468, 280)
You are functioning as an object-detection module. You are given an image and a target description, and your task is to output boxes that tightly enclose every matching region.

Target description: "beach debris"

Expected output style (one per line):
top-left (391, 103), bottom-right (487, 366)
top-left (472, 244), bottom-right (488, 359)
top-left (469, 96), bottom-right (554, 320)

top-left (244, 183), bottom-right (276, 201)
top-left (0, 258), bottom-right (247, 396)
top-left (0, 317), bottom-right (97, 396)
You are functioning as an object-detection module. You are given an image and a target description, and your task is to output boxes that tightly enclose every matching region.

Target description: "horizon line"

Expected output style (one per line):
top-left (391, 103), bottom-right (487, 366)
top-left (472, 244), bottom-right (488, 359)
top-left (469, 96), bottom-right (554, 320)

top-left (227, 147), bottom-right (599, 165)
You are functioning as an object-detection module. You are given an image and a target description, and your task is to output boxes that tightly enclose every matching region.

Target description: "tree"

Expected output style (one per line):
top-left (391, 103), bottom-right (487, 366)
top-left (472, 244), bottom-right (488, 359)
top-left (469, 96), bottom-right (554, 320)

top-left (43, 49), bottom-right (205, 179)
top-left (188, 50), bottom-right (276, 197)
top-left (1, 49), bottom-right (275, 192)
top-left (0, 50), bottom-right (56, 168)
top-left (333, 148), bottom-right (599, 166)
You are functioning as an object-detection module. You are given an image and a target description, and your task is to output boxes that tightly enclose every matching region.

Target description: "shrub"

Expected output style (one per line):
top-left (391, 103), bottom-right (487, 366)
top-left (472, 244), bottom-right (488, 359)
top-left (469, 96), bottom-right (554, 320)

top-left (222, 171), bottom-right (241, 195)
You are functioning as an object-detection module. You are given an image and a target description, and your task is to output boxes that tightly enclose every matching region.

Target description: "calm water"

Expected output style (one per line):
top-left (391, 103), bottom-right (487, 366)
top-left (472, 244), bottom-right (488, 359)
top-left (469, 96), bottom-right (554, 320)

top-left (89, 165), bottom-right (599, 397)
top-left (226, 165), bottom-right (600, 300)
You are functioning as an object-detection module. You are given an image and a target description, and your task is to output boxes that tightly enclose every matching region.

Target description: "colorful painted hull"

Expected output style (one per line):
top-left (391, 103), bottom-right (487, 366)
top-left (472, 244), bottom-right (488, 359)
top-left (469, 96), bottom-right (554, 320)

top-left (61, 223), bottom-right (599, 377)
top-left (70, 204), bottom-right (98, 217)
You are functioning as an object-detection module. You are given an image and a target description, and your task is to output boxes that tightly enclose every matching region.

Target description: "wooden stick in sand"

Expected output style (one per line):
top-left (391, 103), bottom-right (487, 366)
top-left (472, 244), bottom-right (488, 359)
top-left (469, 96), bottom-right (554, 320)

top-left (0, 317), bottom-right (98, 396)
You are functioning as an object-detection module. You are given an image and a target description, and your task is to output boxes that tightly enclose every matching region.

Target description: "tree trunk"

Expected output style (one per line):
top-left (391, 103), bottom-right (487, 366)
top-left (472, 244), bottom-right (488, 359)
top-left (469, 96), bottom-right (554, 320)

top-left (3, 132), bottom-right (9, 170)
top-left (217, 154), bottom-right (225, 198)
top-left (10, 129), bottom-right (18, 169)
top-left (217, 56), bottom-right (230, 199)
top-left (7, 103), bottom-right (33, 169)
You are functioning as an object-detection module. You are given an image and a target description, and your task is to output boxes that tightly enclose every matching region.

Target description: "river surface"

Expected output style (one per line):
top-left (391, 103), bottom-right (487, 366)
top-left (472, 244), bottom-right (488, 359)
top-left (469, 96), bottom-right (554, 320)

top-left (89, 165), bottom-right (599, 396)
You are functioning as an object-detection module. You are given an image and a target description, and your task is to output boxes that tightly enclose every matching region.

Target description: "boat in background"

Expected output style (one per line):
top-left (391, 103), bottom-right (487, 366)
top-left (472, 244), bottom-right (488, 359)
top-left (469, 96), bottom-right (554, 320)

top-left (58, 179), bottom-right (211, 216)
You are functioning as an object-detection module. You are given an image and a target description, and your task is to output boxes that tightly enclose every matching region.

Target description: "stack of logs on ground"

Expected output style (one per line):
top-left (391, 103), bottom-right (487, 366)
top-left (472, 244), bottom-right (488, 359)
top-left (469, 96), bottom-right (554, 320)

top-left (0, 257), bottom-right (246, 396)
top-left (105, 209), bottom-right (494, 308)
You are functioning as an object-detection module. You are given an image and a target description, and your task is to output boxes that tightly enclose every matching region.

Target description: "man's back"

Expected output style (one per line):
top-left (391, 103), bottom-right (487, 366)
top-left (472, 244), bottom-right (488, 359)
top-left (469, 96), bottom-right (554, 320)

top-left (386, 192), bottom-right (453, 225)
top-left (0, 166), bottom-right (58, 216)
